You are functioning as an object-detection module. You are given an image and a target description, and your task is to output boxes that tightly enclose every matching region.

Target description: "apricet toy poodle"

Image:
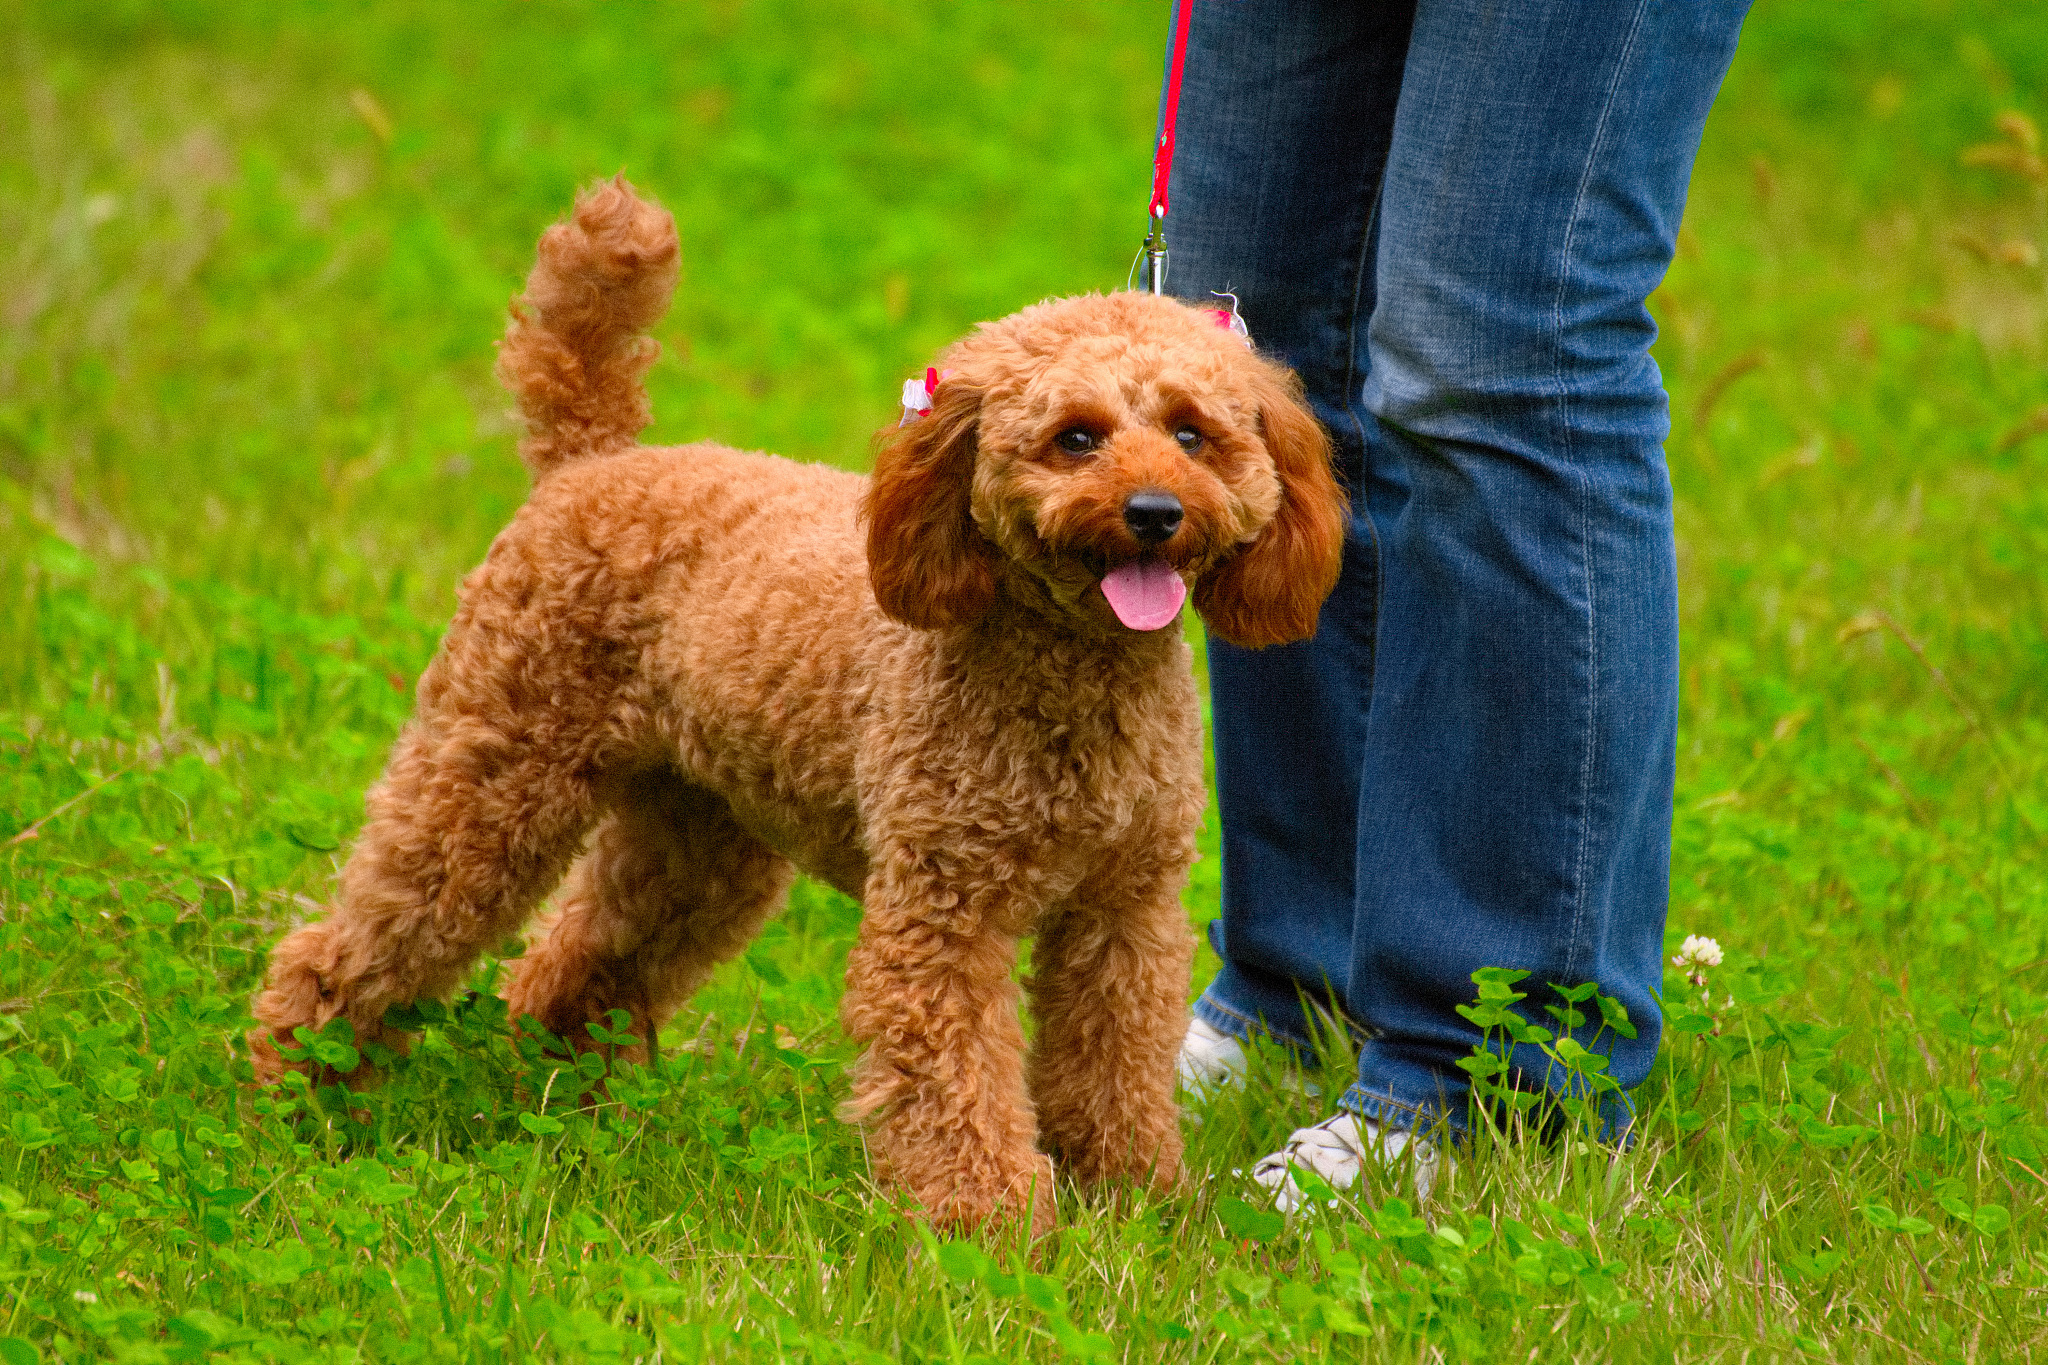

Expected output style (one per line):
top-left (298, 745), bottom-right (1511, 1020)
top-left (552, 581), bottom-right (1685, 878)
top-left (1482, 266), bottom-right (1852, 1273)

top-left (249, 178), bottom-right (1346, 1235)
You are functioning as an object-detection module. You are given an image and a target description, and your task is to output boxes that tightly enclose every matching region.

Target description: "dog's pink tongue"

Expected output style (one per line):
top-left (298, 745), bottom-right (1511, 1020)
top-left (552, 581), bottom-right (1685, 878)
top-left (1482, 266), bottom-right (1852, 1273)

top-left (1100, 560), bottom-right (1187, 631)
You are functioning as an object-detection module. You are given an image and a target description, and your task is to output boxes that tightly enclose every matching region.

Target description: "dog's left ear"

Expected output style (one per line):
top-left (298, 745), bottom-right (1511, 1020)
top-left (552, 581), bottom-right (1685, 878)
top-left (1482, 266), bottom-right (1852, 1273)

top-left (1194, 366), bottom-right (1347, 648)
top-left (863, 377), bottom-right (998, 630)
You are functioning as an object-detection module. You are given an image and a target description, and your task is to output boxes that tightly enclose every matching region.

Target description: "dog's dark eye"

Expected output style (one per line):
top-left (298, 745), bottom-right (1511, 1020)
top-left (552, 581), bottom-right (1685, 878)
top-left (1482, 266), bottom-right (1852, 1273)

top-left (1054, 428), bottom-right (1098, 455)
top-left (1174, 426), bottom-right (1205, 454)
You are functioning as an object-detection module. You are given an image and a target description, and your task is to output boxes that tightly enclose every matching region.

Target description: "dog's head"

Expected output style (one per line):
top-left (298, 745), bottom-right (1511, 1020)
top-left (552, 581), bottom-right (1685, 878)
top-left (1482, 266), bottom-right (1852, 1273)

top-left (863, 293), bottom-right (1346, 648)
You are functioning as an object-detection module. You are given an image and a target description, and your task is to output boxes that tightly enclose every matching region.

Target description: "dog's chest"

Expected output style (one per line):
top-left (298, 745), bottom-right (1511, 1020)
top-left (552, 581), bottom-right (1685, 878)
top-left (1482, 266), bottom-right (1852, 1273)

top-left (882, 668), bottom-right (1201, 863)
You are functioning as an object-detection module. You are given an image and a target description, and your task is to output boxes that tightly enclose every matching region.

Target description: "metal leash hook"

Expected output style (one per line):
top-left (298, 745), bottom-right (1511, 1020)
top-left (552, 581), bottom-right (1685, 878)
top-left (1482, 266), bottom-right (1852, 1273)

top-left (1142, 206), bottom-right (1169, 296)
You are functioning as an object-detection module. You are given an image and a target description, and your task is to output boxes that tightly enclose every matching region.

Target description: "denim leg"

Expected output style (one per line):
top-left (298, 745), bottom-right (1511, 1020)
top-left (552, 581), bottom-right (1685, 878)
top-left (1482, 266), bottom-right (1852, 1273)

top-left (1166, 0), bottom-right (1417, 1050)
top-left (1167, 0), bottom-right (1749, 1129)
top-left (1343, 0), bottom-right (1750, 1139)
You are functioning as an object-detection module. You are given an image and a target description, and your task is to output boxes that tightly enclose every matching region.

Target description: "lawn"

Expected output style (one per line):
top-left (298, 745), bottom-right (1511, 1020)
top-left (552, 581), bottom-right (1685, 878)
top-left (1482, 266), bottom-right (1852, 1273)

top-left (2, 1), bottom-right (2045, 1360)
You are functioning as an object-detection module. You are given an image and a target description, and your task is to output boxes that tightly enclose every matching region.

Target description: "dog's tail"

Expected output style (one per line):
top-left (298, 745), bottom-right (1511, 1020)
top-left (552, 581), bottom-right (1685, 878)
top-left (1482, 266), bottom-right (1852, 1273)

top-left (496, 176), bottom-right (680, 479)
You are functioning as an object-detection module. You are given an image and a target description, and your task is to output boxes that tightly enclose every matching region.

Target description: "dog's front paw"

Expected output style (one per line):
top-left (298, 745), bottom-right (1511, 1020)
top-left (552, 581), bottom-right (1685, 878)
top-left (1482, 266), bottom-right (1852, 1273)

top-left (912, 1152), bottom-right (1058, 1240)
top-left (1044, 1122), bottom-right (1185, 1192)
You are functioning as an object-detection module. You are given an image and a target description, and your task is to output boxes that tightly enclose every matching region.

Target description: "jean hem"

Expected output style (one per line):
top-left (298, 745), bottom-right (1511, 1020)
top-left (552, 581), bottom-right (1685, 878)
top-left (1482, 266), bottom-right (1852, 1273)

top-left (1339, 1083), bottom-right (1469, 1141)
top-left (1339, 1079), bottom-right (1641, 1147)
top-left (1192, 984), bottom-right (1318, 1053)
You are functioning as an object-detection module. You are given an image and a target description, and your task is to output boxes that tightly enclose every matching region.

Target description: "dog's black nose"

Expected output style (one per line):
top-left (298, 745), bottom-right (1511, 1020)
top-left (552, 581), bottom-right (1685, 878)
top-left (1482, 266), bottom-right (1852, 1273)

top-left (1124, 491), bottom-right (1184, 544)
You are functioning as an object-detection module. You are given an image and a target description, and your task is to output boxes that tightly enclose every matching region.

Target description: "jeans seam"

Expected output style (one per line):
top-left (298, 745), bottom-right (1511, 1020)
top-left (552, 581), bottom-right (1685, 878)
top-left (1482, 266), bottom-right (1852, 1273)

top-left (1549, 0), bottom-right (1651, 986)
top-left (1340, 194), bottom-right (1379, 462)
top-left (1341, 177), bottom-right (1386, 746)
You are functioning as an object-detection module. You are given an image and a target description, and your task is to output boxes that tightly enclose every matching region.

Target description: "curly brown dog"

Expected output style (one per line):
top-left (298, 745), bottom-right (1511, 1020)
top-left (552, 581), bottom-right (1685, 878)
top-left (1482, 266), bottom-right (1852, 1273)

top-left (249, 178), bottom-right (1346, 1236)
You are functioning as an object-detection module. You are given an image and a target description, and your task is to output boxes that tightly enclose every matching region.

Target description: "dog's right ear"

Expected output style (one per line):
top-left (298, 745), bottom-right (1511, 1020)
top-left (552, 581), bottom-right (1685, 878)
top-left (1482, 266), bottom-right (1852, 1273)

top-left (863, 377), bottom-right (997, 630)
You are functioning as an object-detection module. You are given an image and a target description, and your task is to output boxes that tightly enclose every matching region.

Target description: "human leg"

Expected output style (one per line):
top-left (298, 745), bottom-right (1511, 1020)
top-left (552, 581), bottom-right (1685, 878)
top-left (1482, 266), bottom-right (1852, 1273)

top-left (1338, 0), bottom-right (1752, 1141)
top-left (1166, 0), bottom-right (1416, 1052)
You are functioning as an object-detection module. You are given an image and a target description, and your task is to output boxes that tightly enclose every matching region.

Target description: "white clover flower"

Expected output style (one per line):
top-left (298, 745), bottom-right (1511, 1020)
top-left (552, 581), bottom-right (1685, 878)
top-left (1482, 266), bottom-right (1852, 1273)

top-left (1672, 935), bottom-right (1723, 970)
top-left (73, 1290), bottom-right (98, 1304)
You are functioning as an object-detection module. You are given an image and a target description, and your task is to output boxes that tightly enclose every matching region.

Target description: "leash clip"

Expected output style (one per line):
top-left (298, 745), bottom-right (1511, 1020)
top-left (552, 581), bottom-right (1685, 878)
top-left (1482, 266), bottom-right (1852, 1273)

top-left (1141, 208), bottom-right (1169, 296)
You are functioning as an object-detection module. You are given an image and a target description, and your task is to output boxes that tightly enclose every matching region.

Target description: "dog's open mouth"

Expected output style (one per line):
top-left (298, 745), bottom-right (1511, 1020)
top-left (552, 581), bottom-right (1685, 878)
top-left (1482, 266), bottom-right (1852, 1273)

top-left (1099, 558), bottom-right (1187, 631)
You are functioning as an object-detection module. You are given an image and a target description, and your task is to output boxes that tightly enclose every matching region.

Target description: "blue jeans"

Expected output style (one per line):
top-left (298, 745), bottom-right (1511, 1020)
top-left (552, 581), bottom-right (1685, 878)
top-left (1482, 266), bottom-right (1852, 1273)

top-left (1169, 0), bottom-right (1750, 1139)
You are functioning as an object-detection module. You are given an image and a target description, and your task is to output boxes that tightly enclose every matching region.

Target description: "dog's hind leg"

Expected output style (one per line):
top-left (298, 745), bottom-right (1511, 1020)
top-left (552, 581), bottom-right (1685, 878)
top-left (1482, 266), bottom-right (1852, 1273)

top-left (1026, 838), bottom-right (1197, 1192)
top-left (503, 769), bottom-right (794, 1067)
top-left (248, 709), bottom-right (615, 1087)
top-left (248, 547), bottom-right (653, 1087)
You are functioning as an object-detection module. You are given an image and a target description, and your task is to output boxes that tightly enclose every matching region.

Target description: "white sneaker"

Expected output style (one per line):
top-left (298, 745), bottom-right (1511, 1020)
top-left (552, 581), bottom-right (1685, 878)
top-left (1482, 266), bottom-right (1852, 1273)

top-left (1251, 1111), bottom-right (1445, 1210)
top-left (1176, 1016), bottom-right (1248, 1093)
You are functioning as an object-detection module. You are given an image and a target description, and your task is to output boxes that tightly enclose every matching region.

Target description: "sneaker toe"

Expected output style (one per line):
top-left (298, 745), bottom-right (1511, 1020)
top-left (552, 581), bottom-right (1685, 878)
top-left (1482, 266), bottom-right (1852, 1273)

top-left (1175, 1018), bottom-right (1249, 1092)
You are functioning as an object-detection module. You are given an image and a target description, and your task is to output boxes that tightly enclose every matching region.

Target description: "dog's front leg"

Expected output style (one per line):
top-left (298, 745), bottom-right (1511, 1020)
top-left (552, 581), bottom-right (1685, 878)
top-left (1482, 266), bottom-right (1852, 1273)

top-left (1026, 839), bottom-right (1195, 1192)
top-left (840, 845), bottom-right (1053, 1239)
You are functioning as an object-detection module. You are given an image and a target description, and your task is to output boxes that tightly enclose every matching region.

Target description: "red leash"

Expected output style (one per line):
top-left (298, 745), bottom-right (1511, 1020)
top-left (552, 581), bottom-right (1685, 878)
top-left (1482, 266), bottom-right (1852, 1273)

top-left (1141, 0), bottom-right (1195, 294)
top-left (1151, 0), bottom-right (1195, 219)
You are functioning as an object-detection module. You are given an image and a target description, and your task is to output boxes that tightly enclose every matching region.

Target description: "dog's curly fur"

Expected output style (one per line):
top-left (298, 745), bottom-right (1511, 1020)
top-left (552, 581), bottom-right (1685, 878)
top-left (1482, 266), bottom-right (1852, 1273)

top-left (249, 177), bottom-right (1347, 1236)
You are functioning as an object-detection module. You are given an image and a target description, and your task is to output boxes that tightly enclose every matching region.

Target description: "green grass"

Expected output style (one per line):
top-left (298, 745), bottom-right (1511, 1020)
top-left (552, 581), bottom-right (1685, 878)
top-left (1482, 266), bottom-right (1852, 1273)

top-left (2, 1), bottom-right (2045, 1359)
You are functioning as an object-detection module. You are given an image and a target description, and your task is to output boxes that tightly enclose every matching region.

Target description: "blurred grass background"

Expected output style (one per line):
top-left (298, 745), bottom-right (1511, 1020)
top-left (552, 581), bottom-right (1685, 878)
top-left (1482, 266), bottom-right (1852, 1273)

top-left (2, 1), bottom-right (2046, 1360)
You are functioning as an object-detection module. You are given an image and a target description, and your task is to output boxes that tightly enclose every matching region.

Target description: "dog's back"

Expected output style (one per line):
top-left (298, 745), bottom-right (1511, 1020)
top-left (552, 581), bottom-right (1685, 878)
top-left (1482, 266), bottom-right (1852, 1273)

top-left (505, 440), bottom-right (879, 892)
